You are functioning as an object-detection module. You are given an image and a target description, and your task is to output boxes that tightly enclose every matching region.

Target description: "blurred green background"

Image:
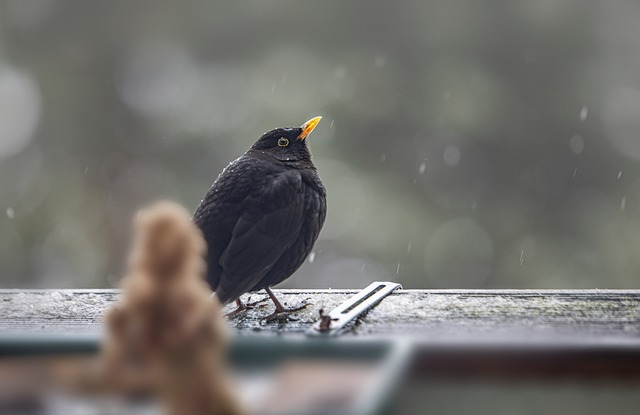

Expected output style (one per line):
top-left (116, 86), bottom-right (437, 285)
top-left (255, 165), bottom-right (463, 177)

top-left (1, 0), bottom-right (639, 289)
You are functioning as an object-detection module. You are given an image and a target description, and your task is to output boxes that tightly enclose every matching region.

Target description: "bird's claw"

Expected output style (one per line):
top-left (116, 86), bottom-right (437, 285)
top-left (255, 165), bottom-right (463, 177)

top-left (261, 300), bottom-right (311, 322)
top-left (225, 296), bottom-right (269, 318)
top-left (244, 296), bottom-right (270, 308)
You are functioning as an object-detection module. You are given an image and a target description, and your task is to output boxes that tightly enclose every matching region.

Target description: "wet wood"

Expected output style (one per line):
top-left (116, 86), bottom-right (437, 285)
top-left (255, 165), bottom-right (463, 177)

top-left (1, 289), bottom-right (640, 378)
top-left (1, 289), bottom-right (639, 341)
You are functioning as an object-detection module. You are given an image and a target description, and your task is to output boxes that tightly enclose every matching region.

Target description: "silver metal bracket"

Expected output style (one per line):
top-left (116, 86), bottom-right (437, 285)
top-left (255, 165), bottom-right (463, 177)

top-left (306, 281), bottom-right (402, 337)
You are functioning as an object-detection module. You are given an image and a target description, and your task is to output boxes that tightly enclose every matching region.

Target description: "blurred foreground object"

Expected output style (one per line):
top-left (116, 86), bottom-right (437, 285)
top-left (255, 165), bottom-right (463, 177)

top-left (102, 201), bottom-right (244, 415)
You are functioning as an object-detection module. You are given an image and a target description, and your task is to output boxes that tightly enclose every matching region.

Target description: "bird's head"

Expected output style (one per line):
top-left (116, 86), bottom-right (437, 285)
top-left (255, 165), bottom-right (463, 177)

top-left (250, 116), bottom-right (322, 163)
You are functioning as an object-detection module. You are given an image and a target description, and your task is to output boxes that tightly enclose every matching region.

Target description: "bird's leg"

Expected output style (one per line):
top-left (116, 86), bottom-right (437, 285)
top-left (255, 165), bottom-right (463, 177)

top-left (225, 296), bottom-right (268, 318)
top-left (262, 287), bottom-right (310, 320)
top-left (225, 299), bottom-right (248, 318)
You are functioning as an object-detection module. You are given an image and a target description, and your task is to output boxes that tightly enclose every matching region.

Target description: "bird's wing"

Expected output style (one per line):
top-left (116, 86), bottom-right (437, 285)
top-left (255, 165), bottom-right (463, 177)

top-left (215, 170), bottom-right (306, 303)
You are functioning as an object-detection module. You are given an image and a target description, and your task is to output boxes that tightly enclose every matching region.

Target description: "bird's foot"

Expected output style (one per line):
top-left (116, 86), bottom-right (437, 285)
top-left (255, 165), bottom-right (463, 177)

top-left (225, 296), bottom-right (269, 318)
top-left (261, 300), bottom-right (311, 322)
top-left (244, 295), bottom-right (270, 308)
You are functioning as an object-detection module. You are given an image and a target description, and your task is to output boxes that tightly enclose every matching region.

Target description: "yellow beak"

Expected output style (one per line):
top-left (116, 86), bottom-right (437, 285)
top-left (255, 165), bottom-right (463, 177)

top-left (298, 116), bottom-right (322, 140)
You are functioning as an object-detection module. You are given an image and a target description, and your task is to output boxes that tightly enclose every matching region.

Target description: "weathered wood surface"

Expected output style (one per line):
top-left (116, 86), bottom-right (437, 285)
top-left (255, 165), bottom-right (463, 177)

top-left (1, 289), bottom-right (639, 344)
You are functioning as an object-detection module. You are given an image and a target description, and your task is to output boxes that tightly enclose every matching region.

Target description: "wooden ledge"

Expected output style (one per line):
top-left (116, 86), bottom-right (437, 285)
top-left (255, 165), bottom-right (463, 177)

top-left (1, 289), bottom-right (640, 377)
top-left (1, 289), bottom-right (639, 341)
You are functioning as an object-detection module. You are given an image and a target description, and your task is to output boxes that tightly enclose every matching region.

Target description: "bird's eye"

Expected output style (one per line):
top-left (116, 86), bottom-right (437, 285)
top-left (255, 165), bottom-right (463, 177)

top-left (277, 137), bottom-right (289, 147)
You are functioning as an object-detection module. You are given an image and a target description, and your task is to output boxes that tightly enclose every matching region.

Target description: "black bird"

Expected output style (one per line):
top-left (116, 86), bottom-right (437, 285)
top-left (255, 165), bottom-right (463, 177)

top-left (194, 117), bottom-right (326, 316)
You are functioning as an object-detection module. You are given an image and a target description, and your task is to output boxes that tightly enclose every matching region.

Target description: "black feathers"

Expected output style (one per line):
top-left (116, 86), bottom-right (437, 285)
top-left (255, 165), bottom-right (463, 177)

top-left (194, 120), bottom-right (326, 305)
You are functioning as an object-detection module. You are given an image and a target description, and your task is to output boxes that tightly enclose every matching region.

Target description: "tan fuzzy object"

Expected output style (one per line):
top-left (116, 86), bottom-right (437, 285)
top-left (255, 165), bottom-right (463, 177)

top-left (101, 201), bottom-right (243, 415)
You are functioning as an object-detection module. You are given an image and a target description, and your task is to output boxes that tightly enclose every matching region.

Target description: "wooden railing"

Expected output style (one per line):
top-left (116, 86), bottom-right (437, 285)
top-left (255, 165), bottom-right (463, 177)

top-left (1, 289), bottom-right (639, 377)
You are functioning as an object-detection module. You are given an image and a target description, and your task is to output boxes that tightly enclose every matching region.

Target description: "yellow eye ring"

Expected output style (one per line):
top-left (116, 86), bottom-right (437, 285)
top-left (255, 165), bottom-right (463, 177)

top-left (277, 137), bottom-right (289, 147)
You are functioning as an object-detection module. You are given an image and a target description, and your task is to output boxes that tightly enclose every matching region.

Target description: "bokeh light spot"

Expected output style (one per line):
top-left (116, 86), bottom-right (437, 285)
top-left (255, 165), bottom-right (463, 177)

top-left (0, 66), bottom-right (41, 160)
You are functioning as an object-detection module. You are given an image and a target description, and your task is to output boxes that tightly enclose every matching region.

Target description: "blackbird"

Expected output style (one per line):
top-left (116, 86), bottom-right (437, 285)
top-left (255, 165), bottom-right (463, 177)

top-left (194, 117), bottom-right (326, 316)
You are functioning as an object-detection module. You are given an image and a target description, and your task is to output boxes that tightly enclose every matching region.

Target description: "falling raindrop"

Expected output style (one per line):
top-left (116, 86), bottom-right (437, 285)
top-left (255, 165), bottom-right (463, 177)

top-left (396, 263), bottom-right (401, 274)
top-left (569, 134), bottom-right (585, 154)
top-left (443, 145), bottom-right (461, 167)
top-left (380, 153), bottom-right (387, 162)
top-left (621, 197), bottom-right (626, 210)
top-left (573, 168), bottom-right (577, 178)
top-left (617, 171), bottom-right (622, 180)
top-left (406, 242), bottom-right (412, 254)
top-left (308, 252), bottom-right (316, 263)
top-left (374, 53), bottom-right (387, 69)
top-left (6, 207), bottom-right (14, 219)
top-left (330, 120), bottom-right (335, 128)
top-left (418, 162), bottom-right (427, 175)
top-left (519, 249), bottom-right (525, 265)
top-left (106, 274), bottom-right (119, 286)
top-left (580, 106), bottom-right (588, 122)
